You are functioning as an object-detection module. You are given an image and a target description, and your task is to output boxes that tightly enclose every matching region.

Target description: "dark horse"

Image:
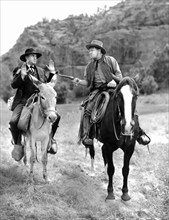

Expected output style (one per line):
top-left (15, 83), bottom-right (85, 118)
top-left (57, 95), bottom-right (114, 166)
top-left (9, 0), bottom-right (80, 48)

top-left (80, 76), bottom-right (140, 201)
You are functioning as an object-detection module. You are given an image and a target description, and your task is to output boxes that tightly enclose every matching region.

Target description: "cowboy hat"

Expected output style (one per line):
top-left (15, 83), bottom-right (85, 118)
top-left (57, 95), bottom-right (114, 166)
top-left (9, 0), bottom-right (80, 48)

top-left (20, 48), bottom-right (42, 61)
top-left (86, 40), bottom-right (106, 54)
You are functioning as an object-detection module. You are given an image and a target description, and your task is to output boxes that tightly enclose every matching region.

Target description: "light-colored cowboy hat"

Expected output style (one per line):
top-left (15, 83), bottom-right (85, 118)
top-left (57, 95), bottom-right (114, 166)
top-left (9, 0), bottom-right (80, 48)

top-left (20, 48), bottom-right (42, 61)
top-left (86, 40), bottom-right (106, 54)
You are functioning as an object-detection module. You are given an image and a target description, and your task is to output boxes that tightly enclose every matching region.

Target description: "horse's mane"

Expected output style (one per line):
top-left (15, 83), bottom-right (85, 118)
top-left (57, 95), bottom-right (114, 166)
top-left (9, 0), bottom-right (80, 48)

top-left (115, 76), bottom-right (139, 96)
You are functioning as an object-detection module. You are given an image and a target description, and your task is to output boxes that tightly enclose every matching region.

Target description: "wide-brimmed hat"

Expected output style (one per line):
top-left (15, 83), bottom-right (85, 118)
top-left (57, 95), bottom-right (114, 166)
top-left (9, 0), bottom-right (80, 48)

top-left (86, 40), bottom-right (106, 54)
top-left (20, 48), bottom-right (42, 61)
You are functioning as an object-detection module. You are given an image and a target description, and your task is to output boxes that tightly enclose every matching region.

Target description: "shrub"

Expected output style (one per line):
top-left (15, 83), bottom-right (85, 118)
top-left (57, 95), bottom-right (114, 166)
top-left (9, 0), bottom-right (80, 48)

top-left (55, 81), bottom-right (69, 104)
top-left (0, 64), bottom-right (13, 102)
top-left (140, 75), bottom-right (158, 94)
top-left (74, 85), bottom-right (89, 98)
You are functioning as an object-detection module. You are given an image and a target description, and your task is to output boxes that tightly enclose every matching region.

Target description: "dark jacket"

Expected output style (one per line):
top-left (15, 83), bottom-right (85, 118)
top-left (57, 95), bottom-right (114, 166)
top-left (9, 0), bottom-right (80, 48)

top-left (11, 65), bottom-right (54, 111)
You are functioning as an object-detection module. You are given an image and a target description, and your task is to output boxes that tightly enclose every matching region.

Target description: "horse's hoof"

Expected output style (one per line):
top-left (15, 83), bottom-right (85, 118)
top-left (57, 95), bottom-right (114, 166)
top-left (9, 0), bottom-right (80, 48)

top-left (106, 192), bottom-right (115, 200)
top-left (121, 193), bottom-right (131, 201)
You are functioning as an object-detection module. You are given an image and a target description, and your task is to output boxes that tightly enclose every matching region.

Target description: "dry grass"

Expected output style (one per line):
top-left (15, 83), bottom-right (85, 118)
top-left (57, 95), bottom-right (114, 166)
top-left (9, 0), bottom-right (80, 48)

top-left (0, 93), bottom-right (168, 220)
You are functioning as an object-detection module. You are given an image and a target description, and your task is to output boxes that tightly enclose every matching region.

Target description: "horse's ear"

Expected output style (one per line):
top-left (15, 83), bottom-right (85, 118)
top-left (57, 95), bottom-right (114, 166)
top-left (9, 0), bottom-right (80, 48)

top-left (133, 74), bottom-right (140, 83)
top-left (131, 74), bottom-right (140, 95)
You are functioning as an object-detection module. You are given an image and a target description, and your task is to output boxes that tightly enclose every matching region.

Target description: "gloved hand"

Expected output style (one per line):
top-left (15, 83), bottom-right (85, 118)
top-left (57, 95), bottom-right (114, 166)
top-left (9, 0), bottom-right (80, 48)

top-left (107, 79), bottom-right (117, 88)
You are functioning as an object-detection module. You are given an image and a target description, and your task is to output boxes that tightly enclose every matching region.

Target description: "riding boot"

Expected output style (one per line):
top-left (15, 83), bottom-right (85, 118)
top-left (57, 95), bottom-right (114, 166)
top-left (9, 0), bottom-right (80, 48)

top-left (82, 116), bottom-right (93, 146)
top-left (9, 126), bottom-right (24, 161)
top-left (135, 114), bottom-right (151, 145)
top-left (47, 113), bottom-right (61, 154)
top-left (9, 125), bottom-right (20, 145)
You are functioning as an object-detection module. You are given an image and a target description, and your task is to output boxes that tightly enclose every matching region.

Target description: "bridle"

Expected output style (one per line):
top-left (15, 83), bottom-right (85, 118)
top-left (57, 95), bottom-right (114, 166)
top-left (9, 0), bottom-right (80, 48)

top-left (37, 92), bottom-right (57, 129)
top-left (112, 77), bottom-right (138, 141)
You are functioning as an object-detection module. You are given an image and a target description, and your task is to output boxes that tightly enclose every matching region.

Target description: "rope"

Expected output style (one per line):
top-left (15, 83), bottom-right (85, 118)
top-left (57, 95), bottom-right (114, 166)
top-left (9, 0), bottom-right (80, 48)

top-left (91, 92), bottom-right (110, 124)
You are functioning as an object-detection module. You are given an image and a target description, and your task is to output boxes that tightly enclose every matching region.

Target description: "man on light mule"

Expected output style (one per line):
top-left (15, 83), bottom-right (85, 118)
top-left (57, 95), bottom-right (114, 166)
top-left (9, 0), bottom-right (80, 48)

top-left (9, 48), bottom-right (60, 161)
top-left (73, 40), bottom-right (150, 146)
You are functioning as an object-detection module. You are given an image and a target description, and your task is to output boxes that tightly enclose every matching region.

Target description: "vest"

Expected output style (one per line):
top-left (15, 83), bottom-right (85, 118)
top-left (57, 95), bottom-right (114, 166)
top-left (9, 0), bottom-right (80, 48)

top-left (85, 55), bottom-right (120, 90)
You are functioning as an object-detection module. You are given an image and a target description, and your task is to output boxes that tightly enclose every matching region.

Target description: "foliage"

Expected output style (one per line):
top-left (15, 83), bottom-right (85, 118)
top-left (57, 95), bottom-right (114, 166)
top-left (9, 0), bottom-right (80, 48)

top-left (129, 60), bottom-right (158, 95)
top-left (0, 64), bottom-right (13, 102)
top-left (55, 81), bottom-right (69, 104)
top-left (149, 44), bottom-right (169, 88)
top-left (140, 75), bottom-right (158, 94)
top-left (73, 85), bottom-right (89, 98)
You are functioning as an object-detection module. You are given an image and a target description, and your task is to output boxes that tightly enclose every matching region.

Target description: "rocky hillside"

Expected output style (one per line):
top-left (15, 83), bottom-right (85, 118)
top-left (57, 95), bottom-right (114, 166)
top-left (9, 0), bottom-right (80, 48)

top-left (0, 0), bottom-right (169, 100)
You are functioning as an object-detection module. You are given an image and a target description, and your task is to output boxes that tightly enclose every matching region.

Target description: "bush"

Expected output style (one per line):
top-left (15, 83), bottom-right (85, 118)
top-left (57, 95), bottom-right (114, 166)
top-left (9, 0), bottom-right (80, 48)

top-left (0, 64), bottom-right (13, 102)
top-left (55, 81), bottom-right (69, 104)
top-left (140, 75), bottom-right (158, 94)
top-left (128, 60), bottom-right (158, 95)
top-left (74, 85), bottom-right (89, 98)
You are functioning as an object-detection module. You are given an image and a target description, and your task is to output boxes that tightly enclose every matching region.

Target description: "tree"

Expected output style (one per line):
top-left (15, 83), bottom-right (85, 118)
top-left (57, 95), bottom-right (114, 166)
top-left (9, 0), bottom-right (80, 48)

top-left (0, 64), bottom-right (13, 102)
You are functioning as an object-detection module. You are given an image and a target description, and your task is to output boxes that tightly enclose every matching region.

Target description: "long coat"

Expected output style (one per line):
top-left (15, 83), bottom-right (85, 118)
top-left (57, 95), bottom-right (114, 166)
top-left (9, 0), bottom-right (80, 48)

top-left (11, 65), bottom-right (54, 111)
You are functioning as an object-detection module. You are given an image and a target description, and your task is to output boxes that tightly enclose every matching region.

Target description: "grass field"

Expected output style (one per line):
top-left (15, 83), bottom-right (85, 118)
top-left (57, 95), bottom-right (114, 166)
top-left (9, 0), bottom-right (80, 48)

top-left (0, 92), bottom-right (168, 220)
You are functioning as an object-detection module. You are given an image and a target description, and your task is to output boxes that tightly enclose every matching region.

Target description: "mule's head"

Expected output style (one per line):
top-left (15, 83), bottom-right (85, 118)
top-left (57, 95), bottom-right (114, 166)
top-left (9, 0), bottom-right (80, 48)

top-left (115, 77), bottom-right (138, 137)
top-left (38, 83), bottom-right (58, 123)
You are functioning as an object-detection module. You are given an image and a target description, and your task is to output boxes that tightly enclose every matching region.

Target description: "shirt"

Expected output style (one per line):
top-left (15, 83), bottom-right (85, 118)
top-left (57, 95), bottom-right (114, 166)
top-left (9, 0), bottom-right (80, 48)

top-left (84, 55), bottom-right (122, 91)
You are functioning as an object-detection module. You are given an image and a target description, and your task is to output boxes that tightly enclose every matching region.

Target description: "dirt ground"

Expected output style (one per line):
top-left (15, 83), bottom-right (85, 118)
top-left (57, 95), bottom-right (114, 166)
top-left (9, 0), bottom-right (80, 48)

top-left (0, 97), bottom-right (168, 220)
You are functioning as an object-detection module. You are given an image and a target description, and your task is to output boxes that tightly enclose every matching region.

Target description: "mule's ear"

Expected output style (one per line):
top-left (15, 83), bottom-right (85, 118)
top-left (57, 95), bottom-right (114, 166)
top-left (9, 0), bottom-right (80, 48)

top-left (29, 75), bottom-right (42, 86)
top-left (48, 74), bottom-right (57, 88)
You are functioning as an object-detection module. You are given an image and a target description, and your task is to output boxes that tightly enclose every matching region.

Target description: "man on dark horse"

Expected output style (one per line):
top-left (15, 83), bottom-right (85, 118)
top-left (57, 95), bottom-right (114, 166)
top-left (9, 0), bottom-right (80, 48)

top-left (73, 40), bottom-right (150, 146)
top-left (9, 48), bottom-right (61, 161)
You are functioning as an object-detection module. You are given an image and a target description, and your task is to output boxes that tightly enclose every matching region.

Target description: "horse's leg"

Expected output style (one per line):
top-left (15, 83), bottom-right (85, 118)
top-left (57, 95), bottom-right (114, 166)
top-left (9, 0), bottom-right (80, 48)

top-left (105, 144), bottom-right (115, 200)
top-left (41, 139), bottom-right (49, 182)
top-left (121, 143), bottom-right (135, 201)
top-left (102, 145), bottom-right (108, 180)
top-left (29, 137), bottom-right (36, 183)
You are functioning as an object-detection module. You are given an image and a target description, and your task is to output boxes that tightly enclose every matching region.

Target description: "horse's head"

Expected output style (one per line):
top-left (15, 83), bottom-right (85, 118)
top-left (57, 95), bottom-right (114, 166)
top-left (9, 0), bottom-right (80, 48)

top-left (37, 82), bottom-right (58, 123)
top-left (114, 77), bottom-right (138, 137)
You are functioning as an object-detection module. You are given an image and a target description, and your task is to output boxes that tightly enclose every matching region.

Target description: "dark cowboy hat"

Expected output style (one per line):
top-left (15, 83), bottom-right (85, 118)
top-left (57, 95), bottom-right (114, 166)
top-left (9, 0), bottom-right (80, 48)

top-left (20, 48), bottom-right (42, 61)
top-left (86, 40), bottom-right (106, 54)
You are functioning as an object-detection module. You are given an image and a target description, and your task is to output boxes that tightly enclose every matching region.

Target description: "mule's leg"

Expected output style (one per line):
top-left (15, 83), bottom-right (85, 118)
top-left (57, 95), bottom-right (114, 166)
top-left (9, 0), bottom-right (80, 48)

top-left (41, 139), bottom-right (49, 182)
top-left (89, 144), bottom-right (95, 171)
top-left (121, 144), bottom-right (135, 201)
top-left (23, 136), bottom-right (29, 166)
top-left (104, 144), bottom-right (115, 200)
top-left (29, 138), bottom-right (36, 183)
top-left (85, 144), bottom-right (95, 171)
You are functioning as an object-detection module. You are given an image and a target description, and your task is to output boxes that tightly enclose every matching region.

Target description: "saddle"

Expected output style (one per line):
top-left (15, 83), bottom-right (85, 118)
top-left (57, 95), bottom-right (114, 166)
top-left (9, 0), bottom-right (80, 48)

top-left (17, 93), bottom-right (38, 132)
top-left (78, 91), bottom-right (111, 144)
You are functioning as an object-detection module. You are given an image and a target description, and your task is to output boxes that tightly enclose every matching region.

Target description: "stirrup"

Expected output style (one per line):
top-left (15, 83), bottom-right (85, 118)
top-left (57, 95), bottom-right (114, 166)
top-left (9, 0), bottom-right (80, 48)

top-left (82, 137), bottom-right (93, 146)
top-left (47, 139), bottom-right (58, 154)
top-left (137, 133), bottom-right (151, 146)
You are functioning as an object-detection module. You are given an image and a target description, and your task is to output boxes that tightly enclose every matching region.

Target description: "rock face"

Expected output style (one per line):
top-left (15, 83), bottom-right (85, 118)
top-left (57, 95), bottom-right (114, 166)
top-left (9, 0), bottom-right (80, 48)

top-left (1, 0), bottom-right (169, 82)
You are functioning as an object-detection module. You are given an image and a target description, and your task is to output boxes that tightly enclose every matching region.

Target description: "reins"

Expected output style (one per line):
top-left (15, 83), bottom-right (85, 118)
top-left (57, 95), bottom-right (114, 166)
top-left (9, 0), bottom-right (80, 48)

top-left (26, 74), bottom-right (56, 129)
top-left (112, 92), bottom-right (120, 141)
top-left (37, 96), bottom-right (56, 130)
top-left (111, 77), bottom-right (139, 141)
